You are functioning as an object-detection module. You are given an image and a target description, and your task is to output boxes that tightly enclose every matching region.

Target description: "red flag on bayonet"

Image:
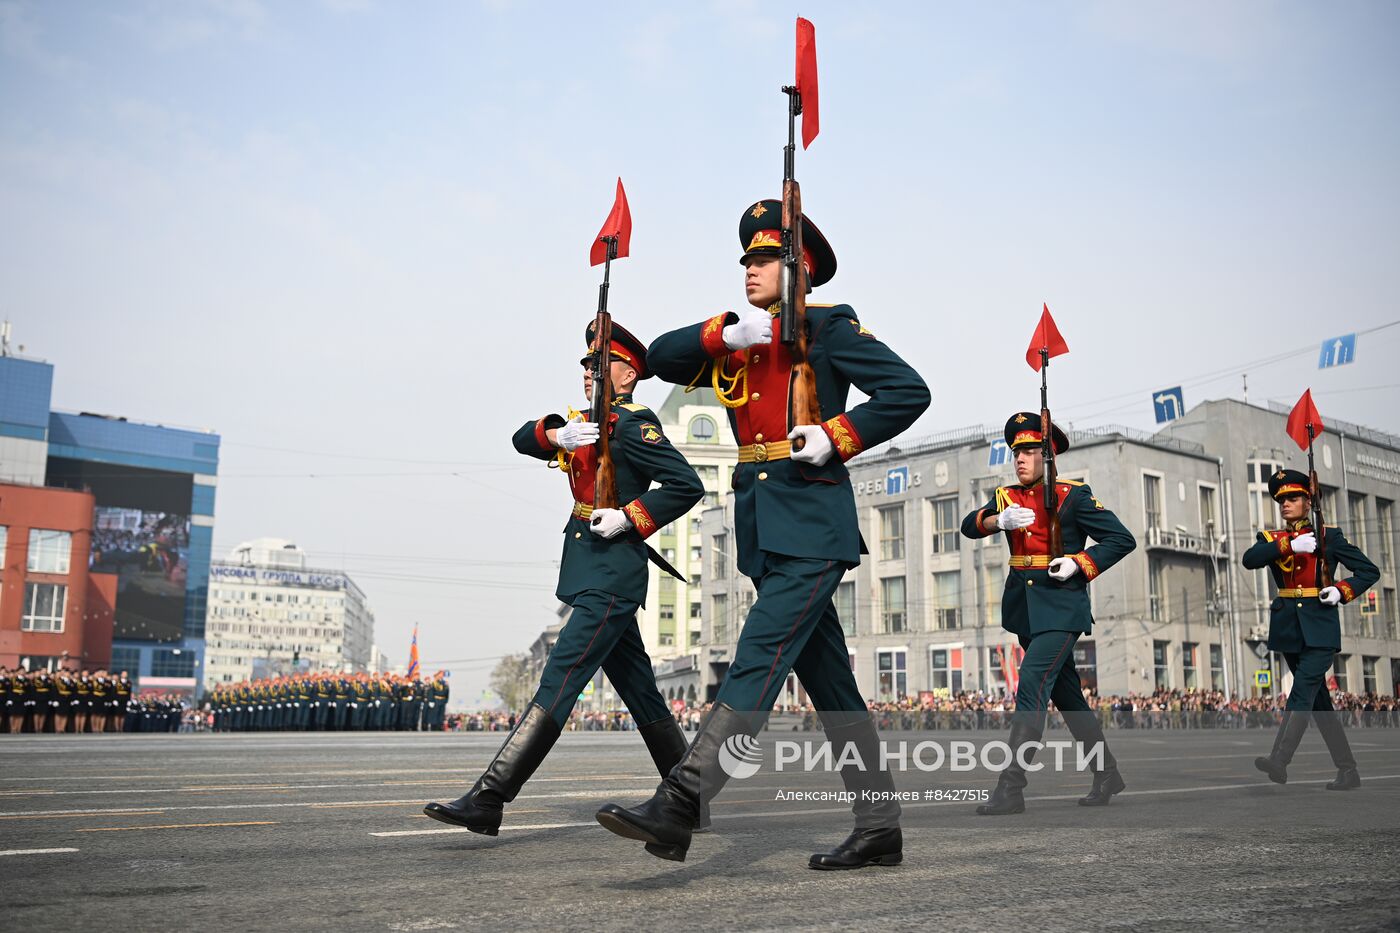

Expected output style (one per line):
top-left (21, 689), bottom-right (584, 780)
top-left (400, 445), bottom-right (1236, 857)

top-left (1286, 388), bottom-right (1324, 450)
top-left (796, 17), bottom-right (819, 149)
top-left (1025, 303), bottom-right (1070, 371)
top-left (590, 177), bottom-right (632, 266)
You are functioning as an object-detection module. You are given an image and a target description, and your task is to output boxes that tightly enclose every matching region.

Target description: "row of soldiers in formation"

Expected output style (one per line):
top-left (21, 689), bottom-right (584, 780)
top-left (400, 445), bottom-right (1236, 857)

top-left (419, 196), bottom-right (1380, 874)
top-left (1, 667), bottom-right (132, 733)
top-left (208, 671), bottom-right (450, 732)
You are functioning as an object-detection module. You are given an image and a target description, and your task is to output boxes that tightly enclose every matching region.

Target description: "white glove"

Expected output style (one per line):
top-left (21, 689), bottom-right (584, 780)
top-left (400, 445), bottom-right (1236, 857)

top-left (997, 506), bottom-right (1036, 531)
top-left (556, 415), bottom-right (599, 451)
top-left (788, 425), bottom-right (834, 466)
top-left (589, 507), bottom-right (632, 539)
top-left (722, 309), bottom-right (774, 350)
top-left (1290, 532), bottom-right (1317, 554)
top-left (1048, 557), bottom-right (1080, 581)
top-left (1319, 586), bottom-right (1342, 606)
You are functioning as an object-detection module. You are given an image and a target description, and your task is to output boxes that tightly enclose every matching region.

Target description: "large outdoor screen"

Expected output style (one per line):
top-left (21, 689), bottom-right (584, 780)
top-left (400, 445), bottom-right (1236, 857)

top-left (46, 457), bottom-right (194, 642)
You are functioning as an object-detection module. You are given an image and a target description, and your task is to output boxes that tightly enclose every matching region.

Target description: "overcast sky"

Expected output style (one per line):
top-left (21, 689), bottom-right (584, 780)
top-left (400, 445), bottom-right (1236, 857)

top-left (3, 1), bottom-right (1397, 704)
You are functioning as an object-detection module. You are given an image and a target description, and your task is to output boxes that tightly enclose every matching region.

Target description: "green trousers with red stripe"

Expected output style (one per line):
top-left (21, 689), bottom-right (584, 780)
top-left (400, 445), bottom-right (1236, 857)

top-left (1013, 631), bottom-right (1092, 715)
top-left (531, 589), bottom-right (672, 730)
top-left (714, 555), bottom-right (866, 715)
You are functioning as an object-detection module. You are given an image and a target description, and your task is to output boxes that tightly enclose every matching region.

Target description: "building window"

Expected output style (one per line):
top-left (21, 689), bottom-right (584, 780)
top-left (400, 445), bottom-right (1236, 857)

top-left (929, 495), bottom-right (959, 554)
top-left (878, 504), bottom-right (905, 561)
top-left (689, 415), bottom-right (717, 443)
top-left (1246, 460), bottom-right (1283, 531)
top-left (22, 583), bottom-right (67, 632)
top-left (1074, 640), bottom-right (1097, 692)
top-left (659, 575), bottom-right (676, 595)
top-left (712, 533), bottom-right (728, 579)
top-left (1142, 473), bottom-right (1163, 531)
top-left (695, 464), bottom-right (719, 487)
top-left (712, 593), bottom-right (728, 644)
top-left (929, 647), bottom-right (964, 695)
top-left (1363, 656), bottom-right (1378, 695)
top-left (1182, 641), bottom-right (1198, 690)
top-left (1377, 499), bottom-right (1395, 577)
top-left (1209, 644), bottom-right (1224, 691)
top-left (1198, 484), bottom-right (1219, 542)
top-left (1153, 640), bottom-right (1170, 689)
top-left (880, 576), bottom-right (907, 634)
top-left (110, 647), bottom-right (140, 676)
top-left (835, 580), bottom-right (856, 638)
top-left (690, 545), bottom-right (702, 564)
top-left (1332, 654), bottom-right (1349, 693)
top-left (151, 649), bottom-right (195, 679)
top-left (1147, 558), bottom-right (1165, 622)
top-left (27, 529), bottom-right (73, 574)
top-left (1384, 588), bottom-right (1398, 641)
top-left (876, 649), bottom-right (907, 701)
top-left (703, 491), bottom-right (719, 509)
top-left (690, 602), bottom-right (702, 621)
top-left (1349, 493), bottom-right (1368, 554)
top-left (930, 570), bottom-right (959, 630)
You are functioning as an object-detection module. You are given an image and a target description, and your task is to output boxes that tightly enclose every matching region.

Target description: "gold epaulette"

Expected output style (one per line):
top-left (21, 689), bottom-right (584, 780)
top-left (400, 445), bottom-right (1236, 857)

top-left (617, 402), bottom-right (646, 412)
top-left (1059, 479), bottom-right (1085, 487)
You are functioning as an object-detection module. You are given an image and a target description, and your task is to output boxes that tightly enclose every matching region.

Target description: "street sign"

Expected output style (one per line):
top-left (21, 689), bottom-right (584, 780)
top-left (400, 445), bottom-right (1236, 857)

top-left (1318, 333), bottom-right (1356, 369)
top-left (1255, 670), bottom-right (1272, 688)
top-left (1250, 640), bottom-right (1270, 660)
top-left (886, 465), bottom-right (910, 495)
top-left (988, 440), bottom-right (1009, 467)
top-left (1152, 386), bottom-right (1184, 424)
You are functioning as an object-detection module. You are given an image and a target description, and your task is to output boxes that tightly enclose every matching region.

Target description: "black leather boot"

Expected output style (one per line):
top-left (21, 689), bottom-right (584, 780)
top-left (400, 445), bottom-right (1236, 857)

top-left (1065, 712), bottom-right (1126, 806)
top-left (809, 713), bottom-right (903, 870)
top-left (977, 720), bottom-right (1041, 815)
top-left (638, 715), bottom-right (711, 832)
top-left (596, 703), bottom-right (757, 862)
top-left (1254, 712), bottom-right (1309, 784)
top-left (1314, 712), bottom-right (1360, 790)
top-left (422, 703), bottom-right (560, 835)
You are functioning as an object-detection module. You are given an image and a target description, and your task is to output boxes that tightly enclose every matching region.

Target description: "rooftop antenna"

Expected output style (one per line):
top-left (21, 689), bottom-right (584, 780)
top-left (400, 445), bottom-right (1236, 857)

top-left (1, 321), bottom-right (11, 357)
top-left (1241, 372), bottom-right (1248, 405)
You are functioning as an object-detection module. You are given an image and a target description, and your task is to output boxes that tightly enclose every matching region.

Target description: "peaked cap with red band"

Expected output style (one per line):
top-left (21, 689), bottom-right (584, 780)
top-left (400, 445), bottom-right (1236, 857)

top-left (1267, 468), bottom-right (1311, 502)
top-left (737, 199), bottom-right (837, 289)
top-left (582, 320), bottom-right (651, 380)
top-left (1004, 411), bottom-right (1069, 454)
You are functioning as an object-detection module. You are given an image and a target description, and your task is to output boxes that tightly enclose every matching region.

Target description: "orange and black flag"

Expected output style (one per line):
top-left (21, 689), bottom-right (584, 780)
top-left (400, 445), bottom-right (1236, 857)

top-left (1025, 303), bottom-right (1069, 371)
top-left (590, 177), bottom-right (632, 266)
top-left (406, 624), bottom-right (420, 679)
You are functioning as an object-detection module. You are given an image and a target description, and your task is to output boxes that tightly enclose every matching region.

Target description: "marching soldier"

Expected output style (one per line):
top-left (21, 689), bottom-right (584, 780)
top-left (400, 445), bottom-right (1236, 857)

top-left (961, 414), bottom-right (1136, 814)
top-left (424, 321), bottom-right (706, 836)
top-left (595, 203), bottom-right (929, 868)
top-left (113, 671), bottom-right (132, 733)
top-left (427, 672), bottom-right (449, 731)
top-left (1246, 468), bottom-right (1379, 788)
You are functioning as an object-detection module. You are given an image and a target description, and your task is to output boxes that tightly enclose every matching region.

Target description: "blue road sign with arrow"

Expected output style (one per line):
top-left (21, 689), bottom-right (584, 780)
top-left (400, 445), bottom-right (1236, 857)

top-left (1153, 386), bottom-right (1184, 424)
top-left (988, 440), bottom-right (1009, 467)
top-left (1318, 333), bottom-right (1356, 369)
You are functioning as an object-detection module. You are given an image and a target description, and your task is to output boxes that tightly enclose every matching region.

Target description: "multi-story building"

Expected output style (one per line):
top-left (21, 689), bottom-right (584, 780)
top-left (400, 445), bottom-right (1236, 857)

top-left (1161, 398), bottom-right (1400, 696)
top-left (0, 348), bottom-right (220, 697)
top-left (203, 538), bottom-right (375, 687)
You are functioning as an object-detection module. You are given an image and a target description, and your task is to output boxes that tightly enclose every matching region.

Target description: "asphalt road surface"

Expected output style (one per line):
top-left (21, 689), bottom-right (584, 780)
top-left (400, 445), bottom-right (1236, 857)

top-left (3, 727), bottom-right (1399, 931)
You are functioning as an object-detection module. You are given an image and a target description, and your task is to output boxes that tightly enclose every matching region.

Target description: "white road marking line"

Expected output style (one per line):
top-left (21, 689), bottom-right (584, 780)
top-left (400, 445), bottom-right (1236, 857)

top-left (368, 773), bottom-right (1400, 838)
top-left (0, 847), bottom-right (80, 856)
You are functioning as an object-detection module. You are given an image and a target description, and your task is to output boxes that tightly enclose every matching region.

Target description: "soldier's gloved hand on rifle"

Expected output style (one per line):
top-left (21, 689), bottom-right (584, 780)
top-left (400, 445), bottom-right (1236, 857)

top-left (555, 415), bottom-right (600, 451)
top-left (723, 308), bottom-right (775, 351)
top-left (788, 425), bottom-right (834, 466)
top-left (1319, 586), bottom-right (1343, 606)
top-left (589, 508), bottom-right (632, 539)
top-left (1290, 532), bottom-right (1317, 554)
top-left (996, 506), bottom-right (1036, 531)
top-left (1048, 557), bottom-right (1080, 581)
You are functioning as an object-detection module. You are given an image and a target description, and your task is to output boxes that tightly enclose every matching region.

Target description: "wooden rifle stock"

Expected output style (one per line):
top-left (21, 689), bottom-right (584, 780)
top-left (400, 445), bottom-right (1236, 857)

top-left (780, 87), bottom-right (821, 445)
top-left (1306, 432), bottom-right (1333, 588)
top-left (1039, 349), bottom-right (1063, 559)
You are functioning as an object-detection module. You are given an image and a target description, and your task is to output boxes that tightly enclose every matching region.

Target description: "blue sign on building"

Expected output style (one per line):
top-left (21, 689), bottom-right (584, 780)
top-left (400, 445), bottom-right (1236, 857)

top-left (886, 465), bottom-right (910, 495)
top-left (1152, 386), bottom-right (1185, 424)
top-left (988, 440), bottom-right (1009, 467)
top-left (1318, 333), bottom-right (1356, 368)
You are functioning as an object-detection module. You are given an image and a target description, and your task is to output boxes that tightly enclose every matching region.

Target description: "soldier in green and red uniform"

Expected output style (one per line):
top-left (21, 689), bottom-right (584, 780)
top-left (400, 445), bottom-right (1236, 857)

top-left (1245, 468), bottom-right (1378, 789)
top-left (424, 322), bottom-right (705, 837)
top-left (961, 413), bottom-right (1137, 814)
top-left (596, 201), bottom-right (930, 869)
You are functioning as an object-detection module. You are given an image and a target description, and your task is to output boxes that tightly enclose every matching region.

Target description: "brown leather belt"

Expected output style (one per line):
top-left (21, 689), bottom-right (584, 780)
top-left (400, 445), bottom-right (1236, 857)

top-left (1008, 555), bottom-right (1052, 569)
top-left (1278, 587), bottom-right (1320, 598)
top-left (572, 502), bottom-right (594, 520)
top-left (737, 440), bottom-right (792, 463)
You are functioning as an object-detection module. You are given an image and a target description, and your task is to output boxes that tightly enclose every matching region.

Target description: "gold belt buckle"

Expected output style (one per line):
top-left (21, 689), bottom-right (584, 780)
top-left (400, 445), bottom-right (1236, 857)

top-left (752, 444), bottom-right (768, 462)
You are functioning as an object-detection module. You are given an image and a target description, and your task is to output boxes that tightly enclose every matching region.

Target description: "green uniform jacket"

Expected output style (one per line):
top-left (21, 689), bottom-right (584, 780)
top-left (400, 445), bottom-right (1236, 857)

top-left (962, 481), bottom-right (1136, 636)
top-left (1242, 522), bottom-right (1378, 651)
top-left (513, 393), bottom-right (703, 607)
top-left (647, 304), bottom-right (929, 578)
